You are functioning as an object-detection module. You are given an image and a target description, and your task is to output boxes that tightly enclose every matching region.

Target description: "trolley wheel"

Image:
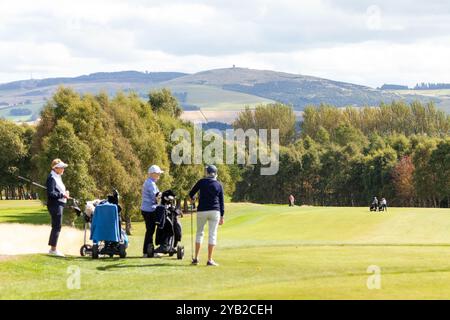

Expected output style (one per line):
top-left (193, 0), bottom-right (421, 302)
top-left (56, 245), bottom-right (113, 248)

top-left (176, 245), bottom-right (184, 260)
top-left (119, 244), bottom-right (127, 258)
top-left (92, 244), bottom-right (99, 259)
top-left (80, 244), bottom-right (91, 257)
top-left (146, 244), bottom-right (154, 258)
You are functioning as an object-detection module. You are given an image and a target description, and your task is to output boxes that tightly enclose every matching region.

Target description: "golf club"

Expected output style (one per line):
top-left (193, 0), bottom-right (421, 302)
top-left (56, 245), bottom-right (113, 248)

top-left (190, 199), bottom-right (194, 261)
top-left (17, 175), bottom-right (47, 190)
top-left (16, 175), bottom-right (82, 215)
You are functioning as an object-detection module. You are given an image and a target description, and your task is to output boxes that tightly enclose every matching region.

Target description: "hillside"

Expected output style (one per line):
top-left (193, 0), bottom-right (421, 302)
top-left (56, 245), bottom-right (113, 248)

top-left (0, 68), bottom-right (441, 123)
top-left (0, 71), bottom-right (187, 91)
top-left (165, 67), bottom-right (429, 109)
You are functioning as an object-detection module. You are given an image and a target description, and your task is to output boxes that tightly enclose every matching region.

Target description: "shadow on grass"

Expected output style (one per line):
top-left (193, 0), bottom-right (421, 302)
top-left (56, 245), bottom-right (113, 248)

top-left (96, 261), bottom-right (192, 271)
top-left (61, 255), bottom-right (192, 271)
top-left (0, 213), bottom-right (49, 225)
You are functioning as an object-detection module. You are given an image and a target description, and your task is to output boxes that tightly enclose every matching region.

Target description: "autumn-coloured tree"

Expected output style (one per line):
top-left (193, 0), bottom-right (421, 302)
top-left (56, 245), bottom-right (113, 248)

top-left (392, 156), bottom-right (415, 206)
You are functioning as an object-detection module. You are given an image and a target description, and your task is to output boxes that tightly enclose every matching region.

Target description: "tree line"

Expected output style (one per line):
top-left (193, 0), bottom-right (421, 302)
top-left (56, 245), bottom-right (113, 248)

top-left (232, 102), bottom-right (449, 208)
top-left (1, 90), bottom-right (449, 231)
top-left (414, 83), bottom-right (450, 90)
top-left (0, 87), bottom-right (234, 232)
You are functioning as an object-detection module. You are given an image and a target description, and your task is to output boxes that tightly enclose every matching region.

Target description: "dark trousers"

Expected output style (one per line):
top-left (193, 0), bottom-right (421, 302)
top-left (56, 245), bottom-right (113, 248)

top-left (48, 204), bottom-right (64, 247)
top-left (142, 211), bottom-right (157, 254)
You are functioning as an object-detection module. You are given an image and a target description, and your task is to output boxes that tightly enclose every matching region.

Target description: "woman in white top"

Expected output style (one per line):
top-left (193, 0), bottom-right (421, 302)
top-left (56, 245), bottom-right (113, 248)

top-left (46, 159), bottom-right (70, 257)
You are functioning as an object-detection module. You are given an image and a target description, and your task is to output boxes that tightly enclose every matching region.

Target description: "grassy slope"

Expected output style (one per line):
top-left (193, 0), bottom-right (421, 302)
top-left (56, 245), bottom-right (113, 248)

top-left (162, 85), bottom-right (275, 110)
top-left (1, 201), bottom-right (450, 299)
top-left (0, 82), bottom-right (275, 122)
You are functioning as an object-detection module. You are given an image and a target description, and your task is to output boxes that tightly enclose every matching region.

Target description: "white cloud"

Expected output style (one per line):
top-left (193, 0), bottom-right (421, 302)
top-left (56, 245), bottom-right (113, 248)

top-left (0, 0), bottom-right (450, 87)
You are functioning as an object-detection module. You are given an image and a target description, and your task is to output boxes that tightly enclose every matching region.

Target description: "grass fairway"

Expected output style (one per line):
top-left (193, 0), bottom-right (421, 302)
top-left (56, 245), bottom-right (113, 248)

top-left (1, 201), bottom-right (450, 299)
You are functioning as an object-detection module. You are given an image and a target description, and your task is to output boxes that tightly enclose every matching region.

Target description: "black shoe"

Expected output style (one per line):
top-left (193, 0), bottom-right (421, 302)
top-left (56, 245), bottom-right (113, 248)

top-left (191, 258), bottom-right (199, 265)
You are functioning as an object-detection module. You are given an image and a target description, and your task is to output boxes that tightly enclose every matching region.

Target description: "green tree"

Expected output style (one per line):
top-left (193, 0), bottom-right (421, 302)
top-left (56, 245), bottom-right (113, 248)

top-left (234, 103), bottom-right (296, 146)
top-left (429, 139), bottom-right (450, 206)
top-left (332, 124), bottom-right (367, 148)
top-left (36, 119), bottom-right (95, 225)
top-left (412, 139), bottom-right (439, 207)
top-left (0, 120), bottom-right (28, 199)
top-left (149, 88), bottom-right (182, 118)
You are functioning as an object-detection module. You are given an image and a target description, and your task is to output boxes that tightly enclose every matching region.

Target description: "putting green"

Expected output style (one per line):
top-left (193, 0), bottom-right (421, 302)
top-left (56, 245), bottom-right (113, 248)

top-left (0, 201), bottom-right (449, 299)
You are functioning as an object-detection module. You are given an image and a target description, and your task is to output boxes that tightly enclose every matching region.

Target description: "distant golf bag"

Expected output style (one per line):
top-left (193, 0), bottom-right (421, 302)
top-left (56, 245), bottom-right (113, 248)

top-left (369, 197), bottom-right (379, 212)
top-left (147, 190), bottom-right (184, 259)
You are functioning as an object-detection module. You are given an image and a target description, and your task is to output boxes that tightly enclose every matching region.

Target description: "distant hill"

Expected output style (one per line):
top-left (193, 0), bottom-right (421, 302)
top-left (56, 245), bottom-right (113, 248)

top-left (165, 67), bottom-right (419, 109)
top-left (0, 68), bottom-right (443, 123)
top-left (0, 71), bottom-right (187, 91)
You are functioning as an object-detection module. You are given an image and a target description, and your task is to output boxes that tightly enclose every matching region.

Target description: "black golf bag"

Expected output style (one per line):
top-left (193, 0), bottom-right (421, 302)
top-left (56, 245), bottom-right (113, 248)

top-left (370, 197), bottom-right (379, 212)
top-left (148, 190), bottom-right (184, 259)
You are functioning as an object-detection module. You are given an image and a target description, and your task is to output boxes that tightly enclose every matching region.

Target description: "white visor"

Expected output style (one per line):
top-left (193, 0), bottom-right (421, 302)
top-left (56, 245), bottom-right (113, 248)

top-left (53, 162), bottom-right (68, 169)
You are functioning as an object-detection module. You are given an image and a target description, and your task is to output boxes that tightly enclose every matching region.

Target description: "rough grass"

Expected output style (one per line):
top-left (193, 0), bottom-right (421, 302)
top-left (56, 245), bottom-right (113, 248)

top-left (1, 201), bottom-right (450, 299)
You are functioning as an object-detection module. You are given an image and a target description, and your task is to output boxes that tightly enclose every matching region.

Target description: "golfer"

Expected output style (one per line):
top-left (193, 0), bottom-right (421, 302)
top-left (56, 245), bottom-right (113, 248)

top-left (288, 194), bottom-right (295, 206)
top-left (46, 158), bottom-right (70, 257)
top-left (189, 165), bottom-right (224, 266)
top-left (141, 165), bottom-right (164, 257)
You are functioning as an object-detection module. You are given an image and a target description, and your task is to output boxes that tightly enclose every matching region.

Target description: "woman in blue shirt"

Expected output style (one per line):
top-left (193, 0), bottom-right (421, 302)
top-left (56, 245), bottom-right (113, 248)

top-left (189, 165), bottom-right (225, 266)
top-left (141, 165), bottom-right (164, 257)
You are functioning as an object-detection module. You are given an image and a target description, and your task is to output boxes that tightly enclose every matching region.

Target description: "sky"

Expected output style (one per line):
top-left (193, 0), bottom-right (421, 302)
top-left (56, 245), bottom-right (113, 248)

top-left (1, 0), bottom-right (450, 88)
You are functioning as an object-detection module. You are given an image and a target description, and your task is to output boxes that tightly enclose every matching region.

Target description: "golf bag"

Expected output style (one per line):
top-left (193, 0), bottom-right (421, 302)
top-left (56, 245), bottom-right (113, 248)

top-left (148, 190), bottom-right (184, 259)
top-left (78, 189), bottom-right (129, 258)
top-left (370, 197), bottom-right (379, 212)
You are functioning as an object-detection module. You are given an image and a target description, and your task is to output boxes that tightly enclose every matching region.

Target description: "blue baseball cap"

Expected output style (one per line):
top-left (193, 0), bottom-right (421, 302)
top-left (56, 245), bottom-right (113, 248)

top-left (206, 165), bottom-right (218, 174)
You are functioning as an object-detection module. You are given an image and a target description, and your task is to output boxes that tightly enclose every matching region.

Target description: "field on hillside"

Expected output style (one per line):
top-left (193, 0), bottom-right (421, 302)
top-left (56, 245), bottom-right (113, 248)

top-left (389, 89), bottom-right (450, 113)
top-left (162, 85), bottom-right (275, 110)
top-left (0, 81), bottom-right (275, 124)
top-left (0, 102), bottom-right (44, 122)
top-left (1, 201), bottom-right (450, 299)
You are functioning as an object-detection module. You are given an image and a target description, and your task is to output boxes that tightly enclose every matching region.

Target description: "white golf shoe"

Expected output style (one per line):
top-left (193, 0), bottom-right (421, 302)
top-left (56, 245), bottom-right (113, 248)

top-left (48, 250), bottom-right (65, 257)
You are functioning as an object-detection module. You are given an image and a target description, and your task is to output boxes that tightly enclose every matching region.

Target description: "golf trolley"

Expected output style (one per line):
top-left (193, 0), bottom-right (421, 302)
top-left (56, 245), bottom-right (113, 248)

top-left (147, 190), bottom-right (185, 260)
top-left (77, 190), bottom-right (129, 259)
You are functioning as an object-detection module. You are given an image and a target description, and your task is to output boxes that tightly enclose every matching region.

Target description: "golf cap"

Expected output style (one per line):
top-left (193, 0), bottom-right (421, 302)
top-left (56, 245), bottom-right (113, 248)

top-left (206, 164), bottom-right (218, 174)
top-left (52, 159), bottom-right (68, 169)
top-left (148, 165), bottom-right (164, 174)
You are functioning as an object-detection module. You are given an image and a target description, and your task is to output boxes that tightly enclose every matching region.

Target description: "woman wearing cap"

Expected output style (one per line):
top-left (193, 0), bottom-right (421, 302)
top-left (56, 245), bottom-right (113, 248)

top-left (189, 165), bottom-right (224, 266)
top-left (46, 158), bottom-right (70, 257)
top-left (141, 164), bottom-right (164, 257)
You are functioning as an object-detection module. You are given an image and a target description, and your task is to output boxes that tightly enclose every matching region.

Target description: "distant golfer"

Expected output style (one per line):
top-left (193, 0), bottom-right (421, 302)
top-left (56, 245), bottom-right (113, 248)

top-left (189, 165), bottom-right (224, 266)
top-left (46, 158), bottom-right (70, 257)
top-left (380, 198), bottom-right (388, 212)
top-left (288, 194), bottom-right (295, 206)
top-left (141, 165), bottom-right (164, 258)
